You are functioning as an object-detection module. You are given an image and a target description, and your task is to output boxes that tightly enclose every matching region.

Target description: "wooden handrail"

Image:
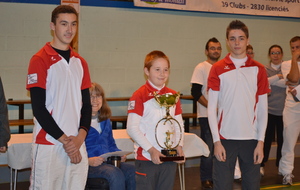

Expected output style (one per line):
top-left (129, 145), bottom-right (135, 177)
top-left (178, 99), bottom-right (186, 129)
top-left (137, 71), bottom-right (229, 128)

top-left (6, 95), bottom-right (193, 104)
top-left (7, 99), bottom-right (31, 105)
top-left (106, 97), bottom-right (130, 101)
top-left (9, 119), bottom-right (34, 126)
top-left (180, 95), bottom-right (193, 100)
top-left (6, 95), bottom-right (196, 133)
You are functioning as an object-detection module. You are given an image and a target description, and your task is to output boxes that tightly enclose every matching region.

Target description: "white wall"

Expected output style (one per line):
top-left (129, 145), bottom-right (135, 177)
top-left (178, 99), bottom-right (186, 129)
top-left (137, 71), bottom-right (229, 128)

top-left (0, 2), bottom-right (299, 118)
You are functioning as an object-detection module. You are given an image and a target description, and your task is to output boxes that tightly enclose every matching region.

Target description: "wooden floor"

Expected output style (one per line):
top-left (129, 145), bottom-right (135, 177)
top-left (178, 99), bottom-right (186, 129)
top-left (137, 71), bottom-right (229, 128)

top-left (3, 126), bottom-right (300, 190)
top-left (0, 157), bottom-right (299, 190)
top-left (173, 157), bottom-right (300, 190)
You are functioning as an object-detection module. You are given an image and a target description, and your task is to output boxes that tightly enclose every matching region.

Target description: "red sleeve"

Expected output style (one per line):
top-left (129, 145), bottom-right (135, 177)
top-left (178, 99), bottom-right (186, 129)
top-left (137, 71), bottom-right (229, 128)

top-left (80, 58), bottom-right (91, 90)
top-left (26, 55), bottom-right (48, 90)
top-left (128, 92), bottom-right (144, 116)
top-left (257, 65), bottom-right (271, 95)
top-left (208, 65), bottom-right (220, 91)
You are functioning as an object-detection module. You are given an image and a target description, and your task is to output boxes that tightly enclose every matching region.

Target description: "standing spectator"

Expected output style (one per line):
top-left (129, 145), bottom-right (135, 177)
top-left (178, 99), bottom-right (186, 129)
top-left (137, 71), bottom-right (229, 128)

top-left (127, 50), bottom-right (185, 190)
top-left (26, 5), bottom-right (92, 190)
top-left (279, 36), bottom-right (300, 185)
top-left (261, 45), bottom-right (285, 176)
top-left (207, 20), bottom-right (270, 190)
top-left (85, 82), bottom-right (136, 190)
top-left (246, 44), bottom-right (255, 59)
top-left (190, 37), bottom-right (222, 189)
top-left (0, 77), bottom-right (10, 153)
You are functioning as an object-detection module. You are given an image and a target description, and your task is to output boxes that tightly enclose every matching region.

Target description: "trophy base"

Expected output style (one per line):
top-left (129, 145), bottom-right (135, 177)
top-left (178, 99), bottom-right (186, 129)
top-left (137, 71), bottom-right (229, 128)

top-left (160, 156), bottom-right (185, 162)
top-left (160, 149), bottom-right (184, 161)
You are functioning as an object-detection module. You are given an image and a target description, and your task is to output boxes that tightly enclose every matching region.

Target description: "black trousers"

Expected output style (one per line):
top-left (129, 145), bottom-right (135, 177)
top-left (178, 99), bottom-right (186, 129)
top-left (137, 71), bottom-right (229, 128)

top-left (213, 140), bottom-right (261, 190)
top-left (261, 113), bottom-right (283, 167)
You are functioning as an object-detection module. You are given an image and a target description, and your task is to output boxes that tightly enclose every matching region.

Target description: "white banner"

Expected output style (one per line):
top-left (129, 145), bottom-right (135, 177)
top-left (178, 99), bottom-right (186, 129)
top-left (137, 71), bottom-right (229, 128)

top-left (133, 0), bottom-right (300, 18)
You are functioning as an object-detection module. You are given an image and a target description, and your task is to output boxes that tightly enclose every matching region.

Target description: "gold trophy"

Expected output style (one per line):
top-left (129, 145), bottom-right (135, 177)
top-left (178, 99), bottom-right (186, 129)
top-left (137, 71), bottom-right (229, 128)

top-left (153, 91), bottom-right (184, 161)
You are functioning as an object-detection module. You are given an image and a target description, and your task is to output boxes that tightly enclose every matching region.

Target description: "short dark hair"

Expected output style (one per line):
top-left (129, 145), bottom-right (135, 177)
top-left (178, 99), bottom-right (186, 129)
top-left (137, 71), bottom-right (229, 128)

top-left (268, 44), bottom-right (283, 55)
top-left (51, 5), bottom-right (78, 24)
top-left (226, 20), bottom-right (249, 39)
top-left (290, 36), bottom-right (300, 44)
top-left (205, 37), bottom-right (219, 51)
top-left (246, 44), bottom-right (253, 51)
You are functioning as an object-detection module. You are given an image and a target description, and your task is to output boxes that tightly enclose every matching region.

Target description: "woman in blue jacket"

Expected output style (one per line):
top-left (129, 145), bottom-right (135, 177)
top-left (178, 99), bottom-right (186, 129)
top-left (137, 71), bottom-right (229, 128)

top-left (85, 82), bottom-right (135, 190)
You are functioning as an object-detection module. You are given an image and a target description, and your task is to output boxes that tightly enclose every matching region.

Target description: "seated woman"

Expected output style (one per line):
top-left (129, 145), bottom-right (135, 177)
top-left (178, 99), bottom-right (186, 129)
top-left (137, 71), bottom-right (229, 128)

top-left (85, 82), bottom-right (136, 190)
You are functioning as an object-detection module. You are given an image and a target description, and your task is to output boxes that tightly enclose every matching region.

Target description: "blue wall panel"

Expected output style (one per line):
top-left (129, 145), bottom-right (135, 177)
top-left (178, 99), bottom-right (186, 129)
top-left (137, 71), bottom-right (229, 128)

top-left (0, 0), bottom-right (135, 8)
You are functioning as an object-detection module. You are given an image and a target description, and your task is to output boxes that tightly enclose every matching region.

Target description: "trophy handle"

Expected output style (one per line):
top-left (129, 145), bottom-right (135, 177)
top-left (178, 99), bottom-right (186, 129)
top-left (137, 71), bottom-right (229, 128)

top-left (155, 117), bottom-right (183, 149)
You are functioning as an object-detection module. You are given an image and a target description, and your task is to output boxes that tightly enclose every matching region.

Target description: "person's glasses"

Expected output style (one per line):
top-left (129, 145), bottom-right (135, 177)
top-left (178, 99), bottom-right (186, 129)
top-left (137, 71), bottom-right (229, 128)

top-left (271, 52), bottom-right (281, 55)
top-left (90, 95), bottom-right (102, 101)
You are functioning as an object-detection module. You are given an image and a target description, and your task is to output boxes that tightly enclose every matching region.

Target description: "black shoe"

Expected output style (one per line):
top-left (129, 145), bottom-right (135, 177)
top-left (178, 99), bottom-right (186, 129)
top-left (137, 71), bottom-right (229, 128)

top-left (234, 178), bottom-right (242, 183)
top-left (201, 180), bottom-right (213, 189)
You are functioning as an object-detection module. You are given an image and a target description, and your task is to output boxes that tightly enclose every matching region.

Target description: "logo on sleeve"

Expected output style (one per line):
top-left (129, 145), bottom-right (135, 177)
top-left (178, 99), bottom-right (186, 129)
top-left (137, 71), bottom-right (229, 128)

top-left (128, 100), bottom-right (136, 110)
top-left (27, 73), bottom-right (38, 84)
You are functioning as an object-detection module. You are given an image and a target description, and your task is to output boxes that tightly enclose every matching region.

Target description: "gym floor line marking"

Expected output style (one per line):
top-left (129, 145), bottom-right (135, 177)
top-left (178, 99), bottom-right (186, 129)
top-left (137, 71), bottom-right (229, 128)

top-left (260, 182), bottom-right (300, 189)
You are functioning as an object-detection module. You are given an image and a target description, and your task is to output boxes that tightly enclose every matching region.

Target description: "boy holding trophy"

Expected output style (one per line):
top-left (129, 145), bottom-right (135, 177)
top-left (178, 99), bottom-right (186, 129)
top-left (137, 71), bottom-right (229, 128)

top-left (127, 50), bottom-right (185, 190)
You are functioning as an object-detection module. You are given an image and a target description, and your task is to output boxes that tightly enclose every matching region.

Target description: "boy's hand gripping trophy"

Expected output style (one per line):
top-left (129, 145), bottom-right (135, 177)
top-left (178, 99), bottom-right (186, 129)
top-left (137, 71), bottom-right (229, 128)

top-left (153, 91), bottom-right (184, 161)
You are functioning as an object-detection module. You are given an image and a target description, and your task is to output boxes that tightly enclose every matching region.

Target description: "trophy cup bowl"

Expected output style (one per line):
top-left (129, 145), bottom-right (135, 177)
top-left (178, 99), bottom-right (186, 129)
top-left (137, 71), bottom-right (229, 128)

top-left (154, 92), bottom-right (184, 161)
top-left (154, 92), bottom-right (180, 111)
